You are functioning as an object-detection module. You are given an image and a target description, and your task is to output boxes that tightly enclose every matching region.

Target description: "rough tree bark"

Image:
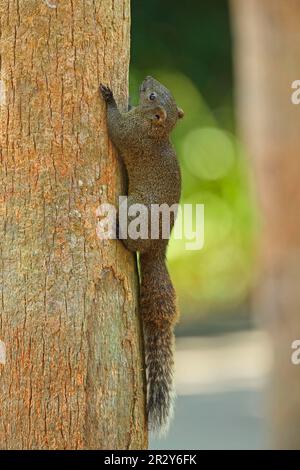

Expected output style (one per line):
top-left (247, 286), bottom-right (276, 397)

top-left (0, 0), bottom-right (147, 449)
top-left (231, 0), bottom-right (300, 449)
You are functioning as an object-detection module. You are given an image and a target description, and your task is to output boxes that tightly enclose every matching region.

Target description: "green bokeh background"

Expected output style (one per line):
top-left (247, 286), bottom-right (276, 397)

top-left (130, 0), bottom-right (257, 326)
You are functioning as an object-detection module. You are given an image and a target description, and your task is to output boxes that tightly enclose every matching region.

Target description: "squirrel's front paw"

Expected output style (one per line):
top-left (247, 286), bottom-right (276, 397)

top-left (99, 84), bottom-right (113, 103)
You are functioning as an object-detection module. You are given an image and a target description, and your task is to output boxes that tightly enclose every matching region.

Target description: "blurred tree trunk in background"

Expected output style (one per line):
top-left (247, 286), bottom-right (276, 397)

top-left (0, 0), bottom-right (147, 449)
top-left (231, 0), bottom-right (300, 449)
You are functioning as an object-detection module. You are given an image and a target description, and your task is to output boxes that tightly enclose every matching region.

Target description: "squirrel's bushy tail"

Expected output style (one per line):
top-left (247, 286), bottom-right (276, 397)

top-left (140, 251), bottom-right (178, 434)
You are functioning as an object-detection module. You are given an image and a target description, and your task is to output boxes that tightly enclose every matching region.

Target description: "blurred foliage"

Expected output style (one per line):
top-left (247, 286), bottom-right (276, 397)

top-left (130, 0), bottom-right (257, 318)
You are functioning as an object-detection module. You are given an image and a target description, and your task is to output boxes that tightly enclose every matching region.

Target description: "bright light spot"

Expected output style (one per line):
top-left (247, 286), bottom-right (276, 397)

top-left (183, 127), bottom-right (235, 180)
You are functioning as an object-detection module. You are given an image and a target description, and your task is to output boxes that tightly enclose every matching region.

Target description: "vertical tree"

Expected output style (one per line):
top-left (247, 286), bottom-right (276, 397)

top-left (231, 0), bottom-right (300, 449)
top-left (0, 0), bottom-right (147, 449)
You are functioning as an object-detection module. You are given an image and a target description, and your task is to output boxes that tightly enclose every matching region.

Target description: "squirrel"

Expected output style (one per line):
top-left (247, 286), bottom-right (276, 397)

top-left (99, 76), bottom-right (184, 434)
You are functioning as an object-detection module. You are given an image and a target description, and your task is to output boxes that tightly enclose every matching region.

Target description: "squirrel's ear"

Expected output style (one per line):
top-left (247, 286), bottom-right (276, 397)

top-left (150, 106), bottom-right (167, 125)
top-left (177, 107), bottom-right (184, 119)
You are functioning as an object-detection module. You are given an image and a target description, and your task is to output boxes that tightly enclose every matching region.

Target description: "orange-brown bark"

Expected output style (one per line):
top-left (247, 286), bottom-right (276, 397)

top-left (0, 0), bottom-right (147, 449)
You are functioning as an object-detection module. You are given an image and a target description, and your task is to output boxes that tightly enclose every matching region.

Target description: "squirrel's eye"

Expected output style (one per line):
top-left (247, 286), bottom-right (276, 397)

top-left (149, 92), bottom-right (156, 101)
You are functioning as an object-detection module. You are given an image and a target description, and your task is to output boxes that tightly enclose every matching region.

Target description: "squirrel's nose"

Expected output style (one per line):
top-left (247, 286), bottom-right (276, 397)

top-left (140, 75), bottom-right (153, 92)
top-left (144, 75), bottom-right (154, 84)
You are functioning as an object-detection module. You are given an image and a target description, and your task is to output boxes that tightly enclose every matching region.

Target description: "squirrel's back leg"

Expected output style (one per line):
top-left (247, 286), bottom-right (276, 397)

top-left (118, 196), bottom-right (153, 253)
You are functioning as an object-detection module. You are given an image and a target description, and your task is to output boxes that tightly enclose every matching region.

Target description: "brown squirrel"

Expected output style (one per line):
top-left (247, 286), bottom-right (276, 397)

top-left (100, 76), bottom-right (184, 434)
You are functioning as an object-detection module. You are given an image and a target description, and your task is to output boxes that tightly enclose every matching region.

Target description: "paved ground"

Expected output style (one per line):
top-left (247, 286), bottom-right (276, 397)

top-left (150, 330), bottom-right (271, 450)
top-left (151, 389), bottom-right (266, 450)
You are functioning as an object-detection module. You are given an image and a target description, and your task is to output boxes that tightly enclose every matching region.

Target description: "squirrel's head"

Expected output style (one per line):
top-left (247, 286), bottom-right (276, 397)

top-left (139, 76), bottom-right (184, 132)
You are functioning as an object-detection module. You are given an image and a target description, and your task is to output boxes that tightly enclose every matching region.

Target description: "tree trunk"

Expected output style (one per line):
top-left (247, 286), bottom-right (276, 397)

top-left (231, 0), bottom-right (300, 449)
top-left (0, 0), bottom-right (147, 450)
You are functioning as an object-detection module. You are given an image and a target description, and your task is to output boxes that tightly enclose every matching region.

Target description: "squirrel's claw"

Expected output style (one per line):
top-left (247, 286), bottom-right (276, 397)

top-left (99, 84), bottom-right (113, 103)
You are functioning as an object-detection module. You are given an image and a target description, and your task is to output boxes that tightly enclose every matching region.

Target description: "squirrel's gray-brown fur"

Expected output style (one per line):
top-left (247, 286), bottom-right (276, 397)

top-left (100, 76), bottom-right (184, 434)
